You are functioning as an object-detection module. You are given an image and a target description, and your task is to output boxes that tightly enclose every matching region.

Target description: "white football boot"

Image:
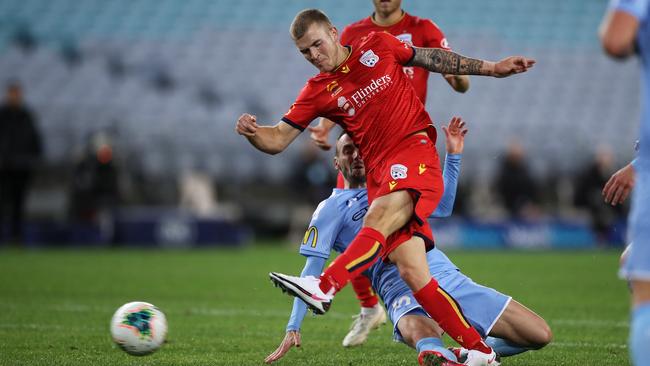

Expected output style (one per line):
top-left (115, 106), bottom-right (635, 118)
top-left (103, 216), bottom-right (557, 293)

top-left (464, 349), bottom-right (500, 366)
top-left (342, 304), bottom-right (387, 347)
top-left (269, 272), bottom-right (333, 314)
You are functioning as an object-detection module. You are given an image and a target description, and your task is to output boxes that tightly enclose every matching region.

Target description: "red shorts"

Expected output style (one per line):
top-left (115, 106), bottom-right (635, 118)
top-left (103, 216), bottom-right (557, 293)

top-left (366, 131), bottom-right (444, 261)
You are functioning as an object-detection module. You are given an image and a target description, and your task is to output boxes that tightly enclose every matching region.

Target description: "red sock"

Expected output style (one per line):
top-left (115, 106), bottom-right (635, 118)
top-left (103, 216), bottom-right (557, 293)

top-left (319, 227), bottom-right (385, 294)
top-left (413, 279), bottom-right (492, 353)
top-left (351, 274), bottom-right (379, 308)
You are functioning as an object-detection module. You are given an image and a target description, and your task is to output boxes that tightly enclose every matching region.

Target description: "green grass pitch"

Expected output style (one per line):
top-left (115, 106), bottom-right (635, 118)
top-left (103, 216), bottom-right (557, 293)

top-left (0, 245), bottom-right (630, 365)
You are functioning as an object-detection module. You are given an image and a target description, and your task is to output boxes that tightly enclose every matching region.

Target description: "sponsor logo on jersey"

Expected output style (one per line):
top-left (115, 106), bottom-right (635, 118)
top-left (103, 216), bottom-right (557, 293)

top-left (418, 163), bottom-right (427, 175)
top-left (389, 181), bottom-right (398, 191)
top-left (326, 81), bottom-right (343, 97)
top-left (440, 38), bottom-right (449, 49)
top-left (352, 207), bottom-right (368, 221)
top-left (390, 164), bottom-right (408, 180)
top-left (396, 33), bottom-right (413, 45)
top-left (340, 65), bottom-right (350, 73)
top-left (350, 75), bottom-right (392, 107)
top-left (337, 96), bottom-right (355, 116)
top-left (302, 226), bottom-right (318, 248)
top-left (359, 49), bottom-right (379, 67)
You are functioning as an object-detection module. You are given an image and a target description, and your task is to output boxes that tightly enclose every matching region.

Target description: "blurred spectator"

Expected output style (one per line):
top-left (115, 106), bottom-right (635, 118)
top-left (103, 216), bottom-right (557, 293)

top-left (69, 132), bottom-right (120, 241)
top-left (574, 146), bottom-right (625, 244)
top-left (291, 141), bottom-right (336, 205)
top-left (288, 140), bottom-right (336, 243)
top-left (0, 82), bottom-right (42, 244)
top-left (494, 141), bottom-right (539, 219)
top-left (179, 170), bottom-right (218, 217)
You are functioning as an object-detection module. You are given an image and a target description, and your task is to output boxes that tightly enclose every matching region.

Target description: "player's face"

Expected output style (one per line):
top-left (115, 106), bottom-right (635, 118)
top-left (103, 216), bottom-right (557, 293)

top-left (295, 23), bottom-right (340, 73)
top-left (373, 0), bottom-right (402, 16)
top-left (335, 134), bottom-right (366, 185)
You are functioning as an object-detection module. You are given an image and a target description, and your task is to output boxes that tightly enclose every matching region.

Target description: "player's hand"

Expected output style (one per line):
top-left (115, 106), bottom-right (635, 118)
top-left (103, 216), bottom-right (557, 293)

top-left (442, 117), bottom-right (468, 154)
top-left (308, 125), bottom-right (332, 150)
top-left (264, 330), bottom-right (301, 364)
top-left (492, 56), bottom-right (536, 78)
top-left (236, 113), bottom-right (258, 137)
top-left (602, 163), bottom-right (635, 206)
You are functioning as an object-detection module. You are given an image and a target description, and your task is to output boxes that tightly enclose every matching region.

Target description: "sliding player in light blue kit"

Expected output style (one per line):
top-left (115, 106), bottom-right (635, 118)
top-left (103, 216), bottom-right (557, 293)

top-left (600, 1), bottom-right (650, 365)
top-left (265, 118), bottom-right (551, 366)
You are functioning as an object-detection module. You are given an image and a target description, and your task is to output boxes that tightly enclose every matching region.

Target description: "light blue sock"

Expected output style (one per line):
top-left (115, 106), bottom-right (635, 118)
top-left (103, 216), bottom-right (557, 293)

top-left (485, 336), bottom-right (529, 357)
top-left (631, 303), bottom-right (650, 366)
top-left (416, 337), bottom-right (457, 362)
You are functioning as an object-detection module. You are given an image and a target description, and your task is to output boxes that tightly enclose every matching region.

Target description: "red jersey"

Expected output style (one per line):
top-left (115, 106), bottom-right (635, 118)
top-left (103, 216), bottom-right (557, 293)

top-left (340, 12), bottom-right (451, 104)
top-left (282, 32), bottom-right (433, 173)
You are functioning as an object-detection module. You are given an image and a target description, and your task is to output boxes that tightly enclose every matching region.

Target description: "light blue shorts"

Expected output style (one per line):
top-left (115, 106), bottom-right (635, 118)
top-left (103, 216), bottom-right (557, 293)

top-left (621, 168), bottom-right (650, 280)
top-left (381, 270), bottom-right (511, 343)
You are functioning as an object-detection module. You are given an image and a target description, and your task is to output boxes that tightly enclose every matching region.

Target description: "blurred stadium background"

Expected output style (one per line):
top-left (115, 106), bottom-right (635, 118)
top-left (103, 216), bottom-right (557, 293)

top-left (0, 0), bottom-right (640, 249)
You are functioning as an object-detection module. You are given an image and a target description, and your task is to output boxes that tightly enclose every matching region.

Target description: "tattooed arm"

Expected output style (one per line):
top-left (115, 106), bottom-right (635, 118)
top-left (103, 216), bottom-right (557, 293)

top-left (407, 47), bottom-right (535, 78)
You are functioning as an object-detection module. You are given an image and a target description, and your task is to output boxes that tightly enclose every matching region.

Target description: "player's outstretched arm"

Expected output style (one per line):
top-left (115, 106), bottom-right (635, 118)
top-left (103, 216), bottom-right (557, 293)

top-left (308, 118), bottom-right (337, 151)
top-left (431, 117), bottom-right (467, 218)
top-left (408, 47), bottom-right (535, 78)
top-left (603, 160), bottom-right (636, 206)
top-left (235, 113), bottom-right (301, 155)
top-left (443, 74), bottom-right (470, 93)
top-left (265, 255), bottom-right (327, 363)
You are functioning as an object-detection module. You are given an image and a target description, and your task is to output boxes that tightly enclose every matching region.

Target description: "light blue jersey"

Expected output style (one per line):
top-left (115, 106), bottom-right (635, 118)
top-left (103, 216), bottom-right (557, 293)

top-left (299, 188), bottom-right (368, 259)
top-left (614, 0), bottom-right (650, 280)
top-left (287, 155), bottom-right (463, 331)
top-left (609, 2), bottom-right (650, 364)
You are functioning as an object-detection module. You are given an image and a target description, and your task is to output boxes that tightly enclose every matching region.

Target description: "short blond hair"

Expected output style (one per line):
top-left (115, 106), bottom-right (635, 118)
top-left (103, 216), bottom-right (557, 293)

top-left (290, 9), bottom-right (333, 40)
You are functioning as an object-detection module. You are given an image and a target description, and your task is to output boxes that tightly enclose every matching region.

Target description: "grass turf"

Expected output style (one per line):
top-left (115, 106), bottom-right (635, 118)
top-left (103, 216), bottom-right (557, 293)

top-left (0, 245), bottom-right (630, 365)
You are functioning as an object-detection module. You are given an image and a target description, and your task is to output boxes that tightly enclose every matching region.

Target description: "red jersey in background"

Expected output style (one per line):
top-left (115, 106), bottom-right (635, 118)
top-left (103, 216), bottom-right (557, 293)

top-left (341, 12), bottom-right (451, 104)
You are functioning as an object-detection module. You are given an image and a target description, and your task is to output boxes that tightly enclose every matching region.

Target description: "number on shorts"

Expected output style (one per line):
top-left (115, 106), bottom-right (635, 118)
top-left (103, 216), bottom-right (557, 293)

top-left (392, 295), bottom-right (411, 310)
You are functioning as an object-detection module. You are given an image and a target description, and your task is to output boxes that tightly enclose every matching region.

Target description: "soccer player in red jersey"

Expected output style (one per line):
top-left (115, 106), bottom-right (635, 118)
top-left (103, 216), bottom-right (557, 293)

top-left (310, 1), bottom-right (472, 346)
top-left (236, 9), bottom-right (534, 365)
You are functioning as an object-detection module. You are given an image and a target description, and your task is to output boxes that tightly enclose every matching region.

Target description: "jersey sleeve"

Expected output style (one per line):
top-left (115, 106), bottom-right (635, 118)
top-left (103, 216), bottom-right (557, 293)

top-left (374, 31), bottom-right (416, 65)
top-left (610, 0), bottom-right (649, 20)
top-left (282, 82), bottom-right (320, 131)
top-left (299, 197), bottom-right (344, 259)
top-left (286, 256), bottom-right (327, 331)
top-left (422, 19), bottom-right (451, 50)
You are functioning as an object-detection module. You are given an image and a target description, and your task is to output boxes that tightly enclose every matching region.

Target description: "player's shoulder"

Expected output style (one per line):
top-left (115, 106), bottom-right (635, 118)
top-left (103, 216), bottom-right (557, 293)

top-left (302, 73), bottom-right (337, 96)
top-left (311, 189), bottom-right (351, 221)
top-left (362, 30), bottom-right (396, 46)
top-left (331, 188), bottom-right (367, 207)
top-left (342, 16), bottom-right (373, 34)
top-left (405, 12), bottom-right (443, 32)
top-left (308, 71), bottom-right (338, 85)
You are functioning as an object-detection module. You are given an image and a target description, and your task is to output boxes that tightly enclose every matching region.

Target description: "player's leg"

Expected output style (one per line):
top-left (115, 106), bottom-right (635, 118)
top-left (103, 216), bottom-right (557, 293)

top-left (630, 281), bottom-right (650, 366)
top-left (269, 190), bottom-right (414, 314)
top-left (397, 315), bottom-right (463, 366)
top-left (486, 300), bottom-right (552, 356)
top-left (622, 168), bottom-right (650, 366)
top-left (342, 274), bottom-right (386, 347)
top-left (318, 189), bottom-right (414, 294)
top-left (388, 236), bottom-right (494, 358)
top-left (433, 266), bottom-right (543, 362)
top-left (375, 262), bottom-right (461, 366)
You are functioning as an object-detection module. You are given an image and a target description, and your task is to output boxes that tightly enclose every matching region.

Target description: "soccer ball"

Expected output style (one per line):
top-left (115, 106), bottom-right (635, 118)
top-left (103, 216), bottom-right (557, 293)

top-left (110, 301), bottom-right (168, 356)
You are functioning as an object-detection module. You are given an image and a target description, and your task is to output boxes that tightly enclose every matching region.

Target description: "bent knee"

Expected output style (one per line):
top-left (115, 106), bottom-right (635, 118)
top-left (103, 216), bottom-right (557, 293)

top-left (530, 322), bottom-right (553, 349)
top-left (397, 266), bottom-right (425, 289)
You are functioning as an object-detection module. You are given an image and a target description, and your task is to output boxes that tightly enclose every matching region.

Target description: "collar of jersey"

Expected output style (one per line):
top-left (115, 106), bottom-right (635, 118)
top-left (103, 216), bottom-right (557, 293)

top-left (332, 46), bottom-right (353, 73)
top-left (370, 10), bottom-right (406, 27)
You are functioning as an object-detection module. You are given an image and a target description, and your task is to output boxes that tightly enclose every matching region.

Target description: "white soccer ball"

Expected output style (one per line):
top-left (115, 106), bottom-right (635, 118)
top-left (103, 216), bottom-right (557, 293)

top-left (110, 301), bottom-right (168, 356)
